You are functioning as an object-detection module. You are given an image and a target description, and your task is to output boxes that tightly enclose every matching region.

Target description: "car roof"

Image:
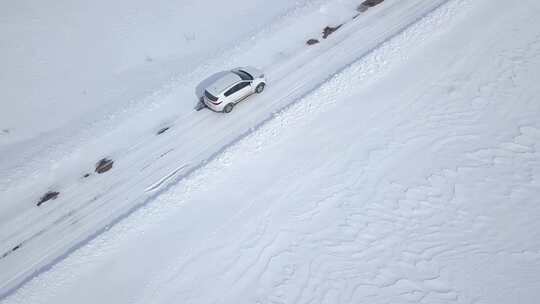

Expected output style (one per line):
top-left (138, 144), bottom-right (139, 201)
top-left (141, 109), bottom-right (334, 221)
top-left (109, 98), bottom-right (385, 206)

top-left (207, 72), bottom-right (241, 95)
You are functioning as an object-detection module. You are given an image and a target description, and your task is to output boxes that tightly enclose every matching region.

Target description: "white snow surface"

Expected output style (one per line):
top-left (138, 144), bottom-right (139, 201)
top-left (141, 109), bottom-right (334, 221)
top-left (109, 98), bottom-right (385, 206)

top-left (1, 0), bottom-right (540, 303)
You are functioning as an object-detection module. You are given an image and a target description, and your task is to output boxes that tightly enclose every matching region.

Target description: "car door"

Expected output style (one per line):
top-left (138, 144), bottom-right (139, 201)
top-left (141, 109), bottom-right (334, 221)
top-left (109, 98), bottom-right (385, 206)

top-left (224, 81), bottom-right (252, 103)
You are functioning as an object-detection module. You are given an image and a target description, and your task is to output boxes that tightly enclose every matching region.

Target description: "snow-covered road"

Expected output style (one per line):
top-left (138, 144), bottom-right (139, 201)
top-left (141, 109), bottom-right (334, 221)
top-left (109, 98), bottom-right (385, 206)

top-left (2, 0), bottom-right (540, 302)
top-left (1, 0), bottom-right (452, 295)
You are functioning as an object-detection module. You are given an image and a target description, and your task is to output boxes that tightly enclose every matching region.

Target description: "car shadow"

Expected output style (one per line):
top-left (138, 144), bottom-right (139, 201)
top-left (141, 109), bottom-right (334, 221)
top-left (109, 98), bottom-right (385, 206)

top-left (193, 70), bottom-right (230, 109)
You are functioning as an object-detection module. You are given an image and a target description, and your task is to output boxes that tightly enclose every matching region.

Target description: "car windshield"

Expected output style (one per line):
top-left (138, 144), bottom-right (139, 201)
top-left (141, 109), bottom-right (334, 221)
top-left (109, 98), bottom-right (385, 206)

top-left (232, 70), bottom-right (253, 81)
top-left (204, 90), bottom-right (218, 101)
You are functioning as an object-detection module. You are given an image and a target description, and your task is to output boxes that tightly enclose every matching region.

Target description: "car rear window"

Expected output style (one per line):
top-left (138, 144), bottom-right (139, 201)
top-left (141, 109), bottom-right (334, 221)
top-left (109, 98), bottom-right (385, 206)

top-left (232, 70), bottom-right (253, 81)
top-left (204, 90), bottom-right (218, 101)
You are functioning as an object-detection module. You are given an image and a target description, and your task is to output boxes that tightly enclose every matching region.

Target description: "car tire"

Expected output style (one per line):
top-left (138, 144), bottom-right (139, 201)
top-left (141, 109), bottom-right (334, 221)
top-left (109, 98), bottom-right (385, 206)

top-left (255, 83), bottom-right (265, 94)
top-left (223, 103), bottom-right (234, 113)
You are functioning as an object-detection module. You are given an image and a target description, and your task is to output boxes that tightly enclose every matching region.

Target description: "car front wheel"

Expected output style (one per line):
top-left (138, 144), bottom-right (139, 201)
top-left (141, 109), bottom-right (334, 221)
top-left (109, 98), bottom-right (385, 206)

top-left (255, 83), bottom-right (265, 94)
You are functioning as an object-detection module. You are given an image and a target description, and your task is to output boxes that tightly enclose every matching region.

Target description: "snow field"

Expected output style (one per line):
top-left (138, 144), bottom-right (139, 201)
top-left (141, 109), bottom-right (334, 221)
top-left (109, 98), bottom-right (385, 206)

top-left (1, 0), bottom-right (452, 295)
top-left (4, 0), bottom-right (540, 303)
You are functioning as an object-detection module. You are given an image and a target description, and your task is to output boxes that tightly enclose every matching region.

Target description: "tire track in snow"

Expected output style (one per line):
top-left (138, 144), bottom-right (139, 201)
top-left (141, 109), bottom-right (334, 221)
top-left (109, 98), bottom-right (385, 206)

top-left (144, 164), bottom-right (188, 193)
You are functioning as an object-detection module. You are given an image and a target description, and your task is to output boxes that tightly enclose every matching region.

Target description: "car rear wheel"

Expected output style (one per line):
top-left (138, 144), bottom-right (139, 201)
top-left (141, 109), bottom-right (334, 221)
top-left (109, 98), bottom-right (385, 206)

top-left (255, 83), bottom-right (265, 94)
top-left (223, 103), bottom-right (234, 113)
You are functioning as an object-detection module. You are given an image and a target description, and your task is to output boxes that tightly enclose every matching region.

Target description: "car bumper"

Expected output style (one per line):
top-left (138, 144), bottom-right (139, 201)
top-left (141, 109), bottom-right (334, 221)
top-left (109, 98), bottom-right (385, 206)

top-left (202, 97), bottom-right (224, 112)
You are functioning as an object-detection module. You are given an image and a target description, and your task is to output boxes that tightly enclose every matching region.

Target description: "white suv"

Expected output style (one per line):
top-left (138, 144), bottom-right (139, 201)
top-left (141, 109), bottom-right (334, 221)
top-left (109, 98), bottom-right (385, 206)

top-left (199, 67), bottom-right (266, 113)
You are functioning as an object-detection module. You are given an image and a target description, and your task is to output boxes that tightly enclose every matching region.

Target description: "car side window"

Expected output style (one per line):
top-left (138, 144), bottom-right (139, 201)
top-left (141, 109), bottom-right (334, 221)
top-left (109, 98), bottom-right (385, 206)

top-left (237, 81), bottom-right (250, 90)
top-left (224, 82), bottom-right (249, 97)
top-left (224, 85), bottom-right (238, 97)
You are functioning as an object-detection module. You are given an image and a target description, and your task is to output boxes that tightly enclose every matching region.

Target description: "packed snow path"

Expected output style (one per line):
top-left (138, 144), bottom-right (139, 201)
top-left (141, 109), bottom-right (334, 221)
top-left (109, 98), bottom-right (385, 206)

top-left (1, 0), bottom-right (452, 295)
top-left (2, 0), bottom-right (540, 302)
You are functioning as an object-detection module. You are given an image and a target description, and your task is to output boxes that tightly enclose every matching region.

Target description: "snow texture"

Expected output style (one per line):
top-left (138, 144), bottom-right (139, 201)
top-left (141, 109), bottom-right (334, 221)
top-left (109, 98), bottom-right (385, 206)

top-left (1, 0), bottom-right (540, 303)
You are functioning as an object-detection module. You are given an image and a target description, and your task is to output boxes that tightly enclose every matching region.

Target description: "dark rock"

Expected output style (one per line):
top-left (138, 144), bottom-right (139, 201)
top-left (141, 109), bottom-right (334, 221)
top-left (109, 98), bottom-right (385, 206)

top-left (83, 173), bottom-right (91, 178)
top-left (0, 243), bottom-right (23, 260)
top-left (157, 127), bottom-right (170, 135)
top-left (322, 24), bottom-right (343, 39)
top-left (363, 0), bottom-right (384, 6)
top-left (357, 0), bottom-right (384, 12)
top-left (357, 5), bottom-right (368, 12)
top-left (306, 38), bottom-right (320, 45)
top-left (95, 158), bottom-right (114, 174)
top-left (37, 191), bottom-right (60, 206)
